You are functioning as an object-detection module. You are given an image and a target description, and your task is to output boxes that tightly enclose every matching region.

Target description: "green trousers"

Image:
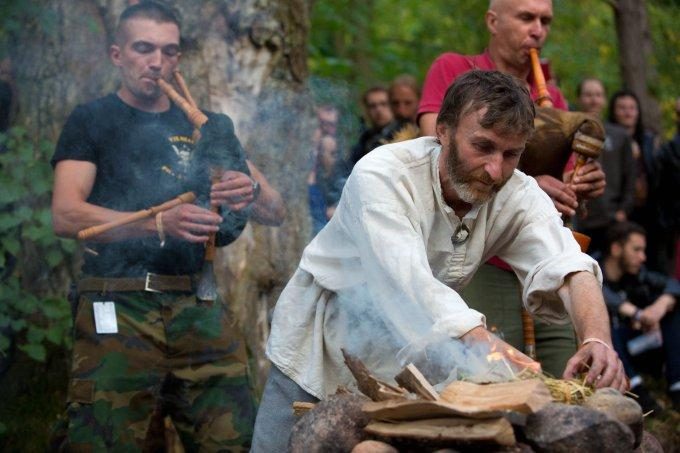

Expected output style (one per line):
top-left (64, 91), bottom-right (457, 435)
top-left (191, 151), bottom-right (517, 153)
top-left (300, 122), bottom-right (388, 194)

top-left (459, 263), bottom-right (577, 377)
top-left (64, 291), bottom-right (256, 452)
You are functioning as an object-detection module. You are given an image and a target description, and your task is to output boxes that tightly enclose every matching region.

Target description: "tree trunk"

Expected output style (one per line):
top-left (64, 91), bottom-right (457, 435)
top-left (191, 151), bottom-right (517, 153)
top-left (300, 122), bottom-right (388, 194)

top-left (9, 0), bottom-right (313, 391)
top-left (610, 0), bottom-right (662, 132)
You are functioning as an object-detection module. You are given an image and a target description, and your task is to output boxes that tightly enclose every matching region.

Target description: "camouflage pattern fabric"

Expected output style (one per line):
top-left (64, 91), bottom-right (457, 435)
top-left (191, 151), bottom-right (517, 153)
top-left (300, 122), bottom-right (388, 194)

top-left (63, 290), bottom-right (256, 452)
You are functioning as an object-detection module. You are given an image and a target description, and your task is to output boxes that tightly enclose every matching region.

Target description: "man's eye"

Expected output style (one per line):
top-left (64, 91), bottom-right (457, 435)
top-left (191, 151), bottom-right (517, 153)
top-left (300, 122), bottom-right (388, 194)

top-left (162, 45), bottom-right (180, 57)
top-left (132, 42), bottom-right (155, 53)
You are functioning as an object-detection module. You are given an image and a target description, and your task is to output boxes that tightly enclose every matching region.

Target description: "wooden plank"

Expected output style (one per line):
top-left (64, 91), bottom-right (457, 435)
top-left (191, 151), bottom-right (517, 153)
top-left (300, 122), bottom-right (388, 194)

top-left (363, 398), bottom-right (501, 421)
top-left (342, 349), bottom-right (409, 402)
top-left (439, 378), bottom-right (552, 414)
top-left (394, 363), bottom-right (440, 401)
top-left (364, 417), bottom-right (516, 447)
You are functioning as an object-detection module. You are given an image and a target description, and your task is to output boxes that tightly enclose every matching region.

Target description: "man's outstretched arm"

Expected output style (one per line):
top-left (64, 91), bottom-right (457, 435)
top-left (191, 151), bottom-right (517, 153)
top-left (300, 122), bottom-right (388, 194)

top-left (559, 271), bottom-right (627, 391)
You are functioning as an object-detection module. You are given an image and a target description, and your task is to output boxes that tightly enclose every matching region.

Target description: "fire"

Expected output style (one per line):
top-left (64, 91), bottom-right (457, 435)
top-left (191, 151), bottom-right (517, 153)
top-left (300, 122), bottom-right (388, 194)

top-left (486, 344), bottom-right (541, 376)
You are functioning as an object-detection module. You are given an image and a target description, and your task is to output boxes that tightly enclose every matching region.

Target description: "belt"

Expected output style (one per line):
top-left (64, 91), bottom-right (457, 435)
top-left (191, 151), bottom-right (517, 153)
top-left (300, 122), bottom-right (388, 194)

top-left (77, 273), bottom-right (194, 293)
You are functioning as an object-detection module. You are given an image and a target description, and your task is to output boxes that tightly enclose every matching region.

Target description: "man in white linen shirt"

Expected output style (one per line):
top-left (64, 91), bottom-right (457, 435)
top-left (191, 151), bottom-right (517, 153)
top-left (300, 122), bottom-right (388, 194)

top-left (250, 70), bottom-right (626, 452)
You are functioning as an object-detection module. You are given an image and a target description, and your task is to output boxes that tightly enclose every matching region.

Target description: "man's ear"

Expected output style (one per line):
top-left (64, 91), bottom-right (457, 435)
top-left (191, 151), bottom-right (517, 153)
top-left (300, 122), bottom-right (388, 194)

top-left (610, 242), bottom-right (623, 259)
top-left (435, 122), bottom-right (449, 144)
top-left (485, 10), bottom-right (498, 35)
top-left (110, 44), bottom-right (122, 67)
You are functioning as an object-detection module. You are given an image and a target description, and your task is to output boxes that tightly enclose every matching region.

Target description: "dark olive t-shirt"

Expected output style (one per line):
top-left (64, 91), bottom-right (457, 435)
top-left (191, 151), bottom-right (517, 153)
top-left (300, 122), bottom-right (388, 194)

top-left (52, 93), bottom-right (249, 277)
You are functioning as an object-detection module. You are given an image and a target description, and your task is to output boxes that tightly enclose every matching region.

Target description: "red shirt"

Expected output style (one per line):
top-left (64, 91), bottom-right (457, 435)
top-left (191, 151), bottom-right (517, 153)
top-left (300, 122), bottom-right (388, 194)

top-left (418, 50), bottom-right (568, 116)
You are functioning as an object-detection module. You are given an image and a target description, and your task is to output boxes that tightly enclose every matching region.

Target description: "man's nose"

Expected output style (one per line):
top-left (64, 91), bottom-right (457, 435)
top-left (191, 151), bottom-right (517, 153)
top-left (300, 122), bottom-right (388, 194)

top-left (485, 154), bottom-right (503, 181)
top-left (528, 19), bottom-right (546, 40)
top-left (148, 49), bottom-right (163, 69)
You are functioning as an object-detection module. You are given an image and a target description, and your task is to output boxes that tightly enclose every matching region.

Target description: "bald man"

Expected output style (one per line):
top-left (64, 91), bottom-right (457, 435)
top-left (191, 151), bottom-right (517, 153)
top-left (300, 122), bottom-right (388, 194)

top-left (417, 0), bottom-right (607, 376)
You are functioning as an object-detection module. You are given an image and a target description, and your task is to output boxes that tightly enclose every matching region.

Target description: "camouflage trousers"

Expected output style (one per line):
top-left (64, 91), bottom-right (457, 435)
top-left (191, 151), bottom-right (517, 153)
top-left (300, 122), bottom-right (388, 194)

top-left (63, 289), bottom-right (256, 452)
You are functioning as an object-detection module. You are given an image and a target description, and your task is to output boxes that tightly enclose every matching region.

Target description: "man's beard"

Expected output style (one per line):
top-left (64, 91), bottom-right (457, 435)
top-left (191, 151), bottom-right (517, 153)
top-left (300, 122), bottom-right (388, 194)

top-left (445, 139), bottom-right (510, 205)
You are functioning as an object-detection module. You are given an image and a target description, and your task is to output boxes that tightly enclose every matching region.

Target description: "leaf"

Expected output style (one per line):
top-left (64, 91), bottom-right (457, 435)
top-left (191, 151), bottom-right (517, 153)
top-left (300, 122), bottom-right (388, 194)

top-left (46, 248), bottom-right (64, 268)
top-left (26, 326), bottom-right (46, 344)
top-left (18, 343), bottom-right (46, 361)
top-left (1, 236), bottom-right (20, 255)
top-left (10, 318), bottom-right (27, 331)
top-left (45, 325), bottom-right (67, 345)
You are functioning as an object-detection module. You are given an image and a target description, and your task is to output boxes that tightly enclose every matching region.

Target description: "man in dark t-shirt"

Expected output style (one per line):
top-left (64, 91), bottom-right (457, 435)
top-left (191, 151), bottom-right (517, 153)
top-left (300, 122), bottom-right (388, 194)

top-left (51, 2), bottom-right (256, 450)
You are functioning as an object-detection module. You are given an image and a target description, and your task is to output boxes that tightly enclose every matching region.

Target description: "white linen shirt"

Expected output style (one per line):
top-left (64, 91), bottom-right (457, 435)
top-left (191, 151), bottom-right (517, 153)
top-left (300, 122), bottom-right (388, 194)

top-left (267, 136), bottom-right (601, 399)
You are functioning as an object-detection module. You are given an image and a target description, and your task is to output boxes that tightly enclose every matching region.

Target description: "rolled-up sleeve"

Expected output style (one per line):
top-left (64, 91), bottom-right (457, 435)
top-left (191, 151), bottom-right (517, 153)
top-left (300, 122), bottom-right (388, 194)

top-left (498, 189), bottom-right (602, 324)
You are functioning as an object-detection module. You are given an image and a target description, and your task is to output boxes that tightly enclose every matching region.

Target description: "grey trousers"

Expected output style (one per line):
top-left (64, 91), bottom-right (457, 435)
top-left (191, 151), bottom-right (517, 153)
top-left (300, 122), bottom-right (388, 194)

top-left (251, 364), bottom-right (319, 452)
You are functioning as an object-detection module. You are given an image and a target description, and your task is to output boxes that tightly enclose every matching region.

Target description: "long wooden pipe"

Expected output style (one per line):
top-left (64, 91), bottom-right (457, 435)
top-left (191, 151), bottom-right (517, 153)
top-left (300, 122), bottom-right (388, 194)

top-left (77, 192), bottom-right (196, 240)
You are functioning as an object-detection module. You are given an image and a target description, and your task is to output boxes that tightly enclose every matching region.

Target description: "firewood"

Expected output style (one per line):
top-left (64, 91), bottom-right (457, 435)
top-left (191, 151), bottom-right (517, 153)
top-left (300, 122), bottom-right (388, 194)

top-left (439, 378), bottom-right (552, 414)
top-left (395, 363), bottom-right (439, 401)
top-left (342, 349), bottom-right (409, 402)
top-left (364, 417), bottom-right (516, 447)
top-left (363, 398), bottom-right (500, 421)
top-left (292, 401), bottom-right (316, 417)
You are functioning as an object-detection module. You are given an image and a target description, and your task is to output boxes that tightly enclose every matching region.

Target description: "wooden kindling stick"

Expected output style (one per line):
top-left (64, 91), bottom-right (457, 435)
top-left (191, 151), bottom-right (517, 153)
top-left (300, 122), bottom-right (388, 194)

top-left (77, 192), bottom-right (196, 240)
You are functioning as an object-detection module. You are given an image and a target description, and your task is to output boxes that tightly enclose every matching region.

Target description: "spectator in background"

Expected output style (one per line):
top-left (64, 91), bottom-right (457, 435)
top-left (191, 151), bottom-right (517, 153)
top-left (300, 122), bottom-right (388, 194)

top-left (389, 75), bottom-right (420, 125)
top-left (350, 86), bottom-right (402, 166)
top-left (388, 74), bottom-right (421, 143)
top-left (575, 78), bottom-right (635, 255)
top-left (608, 90), bottom-right (665, 272)
top-left (308, 134), bottom-right (348, 235)
top-left (601, 221), bottom-right (680, 413)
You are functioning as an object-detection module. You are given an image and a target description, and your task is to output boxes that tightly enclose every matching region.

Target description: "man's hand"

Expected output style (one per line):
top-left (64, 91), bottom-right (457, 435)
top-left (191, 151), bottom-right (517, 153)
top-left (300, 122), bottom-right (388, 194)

top-left (461, 326), bottom-right (541, 374)
top-left (161, 203), bottom-right (222, 243)
top-left (211, 170), bottom-right (256, 211)
top-left (535, 175), bottom-right (578, 217)
top-left (639, 294), bottom-right (675, 330)
top-left (566, 161), bottom-right (606, 200)
top-left (563, 342), bottom-right (628, 392)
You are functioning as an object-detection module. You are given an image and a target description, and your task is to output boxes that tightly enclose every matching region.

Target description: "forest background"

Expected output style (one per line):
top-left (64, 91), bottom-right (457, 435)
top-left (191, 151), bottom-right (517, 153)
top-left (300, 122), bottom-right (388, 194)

top-left (0, 0), bottom-right (678, 449)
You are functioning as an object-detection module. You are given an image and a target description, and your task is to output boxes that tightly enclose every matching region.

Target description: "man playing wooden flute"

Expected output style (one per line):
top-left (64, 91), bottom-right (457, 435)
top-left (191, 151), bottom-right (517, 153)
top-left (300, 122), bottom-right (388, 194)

top-left (251, 70), bottom-right (626, 452)
top-left (418, 0), bottom-right (606, 377)
top-left (50, 2), bottom-right (259, 450)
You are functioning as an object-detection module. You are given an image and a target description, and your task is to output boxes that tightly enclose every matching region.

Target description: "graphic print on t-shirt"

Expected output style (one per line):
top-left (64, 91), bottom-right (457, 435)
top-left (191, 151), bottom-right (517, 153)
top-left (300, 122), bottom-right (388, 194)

top-left (165, 134), bottom-right (195, 180)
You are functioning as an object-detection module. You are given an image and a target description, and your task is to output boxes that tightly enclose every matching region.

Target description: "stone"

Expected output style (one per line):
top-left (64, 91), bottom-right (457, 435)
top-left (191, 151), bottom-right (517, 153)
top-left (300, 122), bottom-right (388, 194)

top-left (584, 387), bottom-right (643, 447)
top-left (351, 440), bottom-right (399, 453)
top-left (523, 403), bottom-right (635, 452)
top-left (289, 393), bottom-right (371, 453)
top-left (634, 431), bottom-right (664, 453)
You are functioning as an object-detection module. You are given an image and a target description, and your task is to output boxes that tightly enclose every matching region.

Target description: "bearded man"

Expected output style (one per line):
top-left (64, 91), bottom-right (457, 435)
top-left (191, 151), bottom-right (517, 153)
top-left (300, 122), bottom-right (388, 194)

top-left (250, 70), bottom-right (626, 451)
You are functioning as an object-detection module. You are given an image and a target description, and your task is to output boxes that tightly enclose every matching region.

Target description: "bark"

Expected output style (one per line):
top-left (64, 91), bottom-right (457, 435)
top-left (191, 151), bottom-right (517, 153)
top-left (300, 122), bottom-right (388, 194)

top-left (8, 0), bottom-right (313, 389)
top-left (610, 0), bottom-right (662, 132)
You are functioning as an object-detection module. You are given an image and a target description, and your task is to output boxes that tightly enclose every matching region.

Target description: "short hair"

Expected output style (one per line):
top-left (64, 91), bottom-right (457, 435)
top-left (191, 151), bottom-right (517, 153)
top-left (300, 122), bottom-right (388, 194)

top-left (389, 75), bottom-right (420, 98)
top-left (604, 221), bottom-right (646, 257)
top-left (115, 1), bottom-right (181, 44)
top-left (576, 77), bottom-right (605, 97)
top-left (362, 86), bottom-right (388, 107)
top-left (437, 70), bottom-right (535, 136)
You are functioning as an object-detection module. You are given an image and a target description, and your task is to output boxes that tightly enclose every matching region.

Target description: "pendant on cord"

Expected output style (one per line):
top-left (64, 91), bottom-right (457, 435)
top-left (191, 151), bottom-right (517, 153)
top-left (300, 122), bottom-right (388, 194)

top-left (451, 224), bottom-right (470, 246)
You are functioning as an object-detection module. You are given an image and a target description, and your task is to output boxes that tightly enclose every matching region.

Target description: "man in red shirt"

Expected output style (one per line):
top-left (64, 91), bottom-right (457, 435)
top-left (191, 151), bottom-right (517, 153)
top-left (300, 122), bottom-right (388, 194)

top-left (418, 0), bottom-right (606, 376)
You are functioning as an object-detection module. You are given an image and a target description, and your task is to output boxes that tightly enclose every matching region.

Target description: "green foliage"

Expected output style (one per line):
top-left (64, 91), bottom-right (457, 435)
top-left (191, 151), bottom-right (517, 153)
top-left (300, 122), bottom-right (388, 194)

top-left (309, 0), bottom-right (680, 136)
top-left (0, 128), bottom-right (73, 363)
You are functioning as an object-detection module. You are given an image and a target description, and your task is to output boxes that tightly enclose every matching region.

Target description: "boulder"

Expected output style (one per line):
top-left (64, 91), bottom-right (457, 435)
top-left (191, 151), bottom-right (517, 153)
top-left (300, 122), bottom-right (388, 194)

top-left (289, 393), bottom-right (370, 453)
top-left (584, 388), bottom-right (643, 447)
top-left (523, 403), bottom-right (635, 452)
